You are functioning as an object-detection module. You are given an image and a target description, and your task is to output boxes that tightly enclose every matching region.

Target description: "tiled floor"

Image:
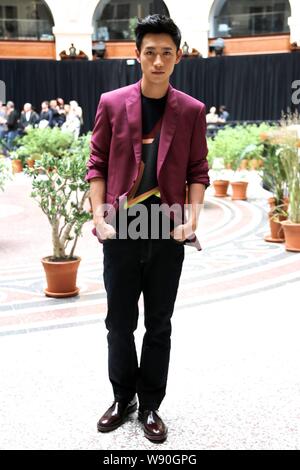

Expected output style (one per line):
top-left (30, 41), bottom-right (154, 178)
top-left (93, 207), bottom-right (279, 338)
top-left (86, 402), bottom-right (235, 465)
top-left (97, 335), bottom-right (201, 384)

top-left (1, 172), bottom-right (300, 449)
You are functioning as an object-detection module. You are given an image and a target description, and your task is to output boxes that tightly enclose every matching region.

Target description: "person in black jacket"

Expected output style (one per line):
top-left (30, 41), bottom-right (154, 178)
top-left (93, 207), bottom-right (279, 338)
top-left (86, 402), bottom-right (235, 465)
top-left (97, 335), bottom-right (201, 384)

top-left (39, 101), bottom-right (52, 128)
top-left (6, 101), bottom-right (19, 149)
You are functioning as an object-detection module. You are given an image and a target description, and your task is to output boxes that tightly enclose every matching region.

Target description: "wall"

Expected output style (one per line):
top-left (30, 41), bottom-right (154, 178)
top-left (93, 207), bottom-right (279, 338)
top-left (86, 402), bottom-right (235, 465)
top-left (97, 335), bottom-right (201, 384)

top-left (0, 40), bottom-right (55, 59)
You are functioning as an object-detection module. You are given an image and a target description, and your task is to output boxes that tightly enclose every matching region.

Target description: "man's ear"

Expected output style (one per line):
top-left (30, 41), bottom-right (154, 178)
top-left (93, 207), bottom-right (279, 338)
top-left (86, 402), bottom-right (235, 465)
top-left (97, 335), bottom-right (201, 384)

top-left (135, 48), bottom-right (141, 63)
top-left (175, 49), bottom-right (183, 64)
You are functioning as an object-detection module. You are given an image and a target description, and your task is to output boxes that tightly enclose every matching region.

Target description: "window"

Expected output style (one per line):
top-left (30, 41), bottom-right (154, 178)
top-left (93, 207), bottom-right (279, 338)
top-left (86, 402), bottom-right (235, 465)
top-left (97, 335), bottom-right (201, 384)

top-left (210, 0), bottom-right (291, 38)
top-left (93, 0), bottom-right (169, 41)
top-left (0, 0), bottom-right (54, 40)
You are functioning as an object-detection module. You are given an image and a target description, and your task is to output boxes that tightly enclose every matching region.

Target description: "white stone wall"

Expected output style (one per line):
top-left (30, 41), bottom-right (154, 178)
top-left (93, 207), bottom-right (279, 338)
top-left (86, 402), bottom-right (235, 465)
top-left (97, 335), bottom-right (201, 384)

top-left (44, 0), bottom-right (296, 60)
top-left (288, 0), bottom-right (300, 45)
top-left (46, 0), bottom-right (99, 59)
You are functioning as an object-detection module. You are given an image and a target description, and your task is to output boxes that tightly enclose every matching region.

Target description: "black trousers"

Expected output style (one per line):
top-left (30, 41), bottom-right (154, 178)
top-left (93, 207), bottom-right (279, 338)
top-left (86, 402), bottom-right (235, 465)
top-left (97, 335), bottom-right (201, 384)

top-left (102, 237), bottom-right (185, 410)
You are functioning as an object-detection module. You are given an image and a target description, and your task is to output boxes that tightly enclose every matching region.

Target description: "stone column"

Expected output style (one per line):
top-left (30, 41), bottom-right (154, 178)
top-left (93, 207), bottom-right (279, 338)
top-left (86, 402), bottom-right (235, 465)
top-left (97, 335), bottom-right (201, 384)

top-left (288, 0), bottom-right (300, 45)
top-left (46, 0), bottom-right (99, 60)
top-left (165, 0), bottom-right (212, 58)
top-left (52, 25), bottom-right (94, 60)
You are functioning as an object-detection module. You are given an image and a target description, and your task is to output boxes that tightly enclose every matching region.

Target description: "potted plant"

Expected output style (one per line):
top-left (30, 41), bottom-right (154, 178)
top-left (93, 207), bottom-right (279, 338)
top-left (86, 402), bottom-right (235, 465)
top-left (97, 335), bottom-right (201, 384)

top-left (230, 124), bottom-right (273, 200)
top-left (230, 170), bottom-right (248, 200)
top-left (208, 123), bottom-right (272, 200)
top-left (25, 132), bottom-right (92, 297)
top-left (259, 130), bottom-right (288, 242)
top-left (276, 122), bottom-right (300, 251)
top-left (210, 157), bottom-right (230, 197)
top-left (10, 150), bottom-right (25, 173)
top-left (241, 143), bottom-right (264, 170)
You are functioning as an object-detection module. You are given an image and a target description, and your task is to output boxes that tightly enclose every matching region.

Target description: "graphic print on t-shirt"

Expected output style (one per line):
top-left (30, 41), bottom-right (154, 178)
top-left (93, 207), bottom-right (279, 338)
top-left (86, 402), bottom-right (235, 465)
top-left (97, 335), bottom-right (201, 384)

top-left (125, 92), bottom-right (167, 208)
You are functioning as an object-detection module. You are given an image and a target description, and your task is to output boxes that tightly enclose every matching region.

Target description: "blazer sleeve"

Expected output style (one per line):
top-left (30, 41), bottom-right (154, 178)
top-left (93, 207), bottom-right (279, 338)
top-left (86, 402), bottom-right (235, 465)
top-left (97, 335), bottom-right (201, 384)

top-left (186, 104), bottom-right (210, 188)
top-left (85, 94), bottom-right (111, 182)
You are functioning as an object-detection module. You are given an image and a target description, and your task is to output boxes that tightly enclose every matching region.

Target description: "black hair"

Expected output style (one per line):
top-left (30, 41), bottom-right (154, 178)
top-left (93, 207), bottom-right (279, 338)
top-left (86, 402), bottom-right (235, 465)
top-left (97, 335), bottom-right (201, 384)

top-left (135, 14), bottom-right (181, 52)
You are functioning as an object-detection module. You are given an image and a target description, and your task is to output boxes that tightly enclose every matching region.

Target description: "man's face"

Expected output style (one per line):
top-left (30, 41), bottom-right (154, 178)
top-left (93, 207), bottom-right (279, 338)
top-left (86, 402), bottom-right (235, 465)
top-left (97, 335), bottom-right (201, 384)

top-left (136, 33), bottom-right (182, 85)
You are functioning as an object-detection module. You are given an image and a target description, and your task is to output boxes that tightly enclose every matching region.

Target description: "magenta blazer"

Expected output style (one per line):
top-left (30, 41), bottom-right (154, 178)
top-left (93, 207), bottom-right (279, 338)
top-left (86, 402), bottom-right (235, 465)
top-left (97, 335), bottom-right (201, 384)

top-left (86, 79), bottom-right (209, 250)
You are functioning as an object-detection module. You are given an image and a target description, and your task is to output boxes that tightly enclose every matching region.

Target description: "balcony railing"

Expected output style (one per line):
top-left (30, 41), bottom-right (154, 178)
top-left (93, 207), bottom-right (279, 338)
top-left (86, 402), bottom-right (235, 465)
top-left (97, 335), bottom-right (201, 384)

top-left (94, 18), bottom-right (135, 41)
top-left (214, 10), bottom-right (289, 37)
top-left (0, 18), bottom-right (54, 40)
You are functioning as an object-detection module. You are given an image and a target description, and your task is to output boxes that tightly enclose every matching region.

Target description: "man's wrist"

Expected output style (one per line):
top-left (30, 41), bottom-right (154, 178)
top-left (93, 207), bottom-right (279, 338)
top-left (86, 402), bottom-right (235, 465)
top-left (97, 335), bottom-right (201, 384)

top-left (94, 215), bottom-right (106, 226)
top-left (94, 206), bottom-right (105, 218)
top-left (186, 220), bottom-right (197, 232)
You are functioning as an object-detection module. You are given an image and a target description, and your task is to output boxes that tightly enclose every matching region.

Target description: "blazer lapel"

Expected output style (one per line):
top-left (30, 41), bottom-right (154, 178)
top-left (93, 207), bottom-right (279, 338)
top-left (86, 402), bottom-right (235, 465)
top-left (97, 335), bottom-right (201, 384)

top-left (157, 83), bottom-right (179, 177)
top-left (125, 80), bottom-right (142, 165)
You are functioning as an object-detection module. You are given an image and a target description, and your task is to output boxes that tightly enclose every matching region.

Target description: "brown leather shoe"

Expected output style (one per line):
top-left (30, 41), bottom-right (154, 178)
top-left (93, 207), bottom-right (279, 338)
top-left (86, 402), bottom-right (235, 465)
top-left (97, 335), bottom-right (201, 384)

top-left (138, 409), bottom-right (168, 443)
top-left (97, 396), bottom-right (137, 432)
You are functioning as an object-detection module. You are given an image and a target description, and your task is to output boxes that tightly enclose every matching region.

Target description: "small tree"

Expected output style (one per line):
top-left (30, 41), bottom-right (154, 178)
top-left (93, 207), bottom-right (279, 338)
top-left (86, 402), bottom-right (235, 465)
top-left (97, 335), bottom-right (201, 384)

top-left (26, 133), bottom-right (92, 260)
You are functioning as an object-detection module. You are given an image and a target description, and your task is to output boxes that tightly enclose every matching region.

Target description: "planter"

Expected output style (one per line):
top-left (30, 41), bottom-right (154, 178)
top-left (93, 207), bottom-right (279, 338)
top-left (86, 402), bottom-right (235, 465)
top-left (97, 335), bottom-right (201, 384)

top-left (213, 179), bottom-right (229, 197)
top-left (12, 159), bottom-right (23, 173)
top-left (230, 181), bottom-right (248, 200)
top-left (41, 256), bottom-right (81, 298)
top-left (248, 159), bottom-right (260, 170)
top-left (239, 159), bottom-right (248, 170)
top-left (26, 158), bottom-right (35, 168)
top-left (258, 159), bottom-right (264, 168)
top-left (264, 212), bottom-right (286, 243)
top-left (281, 221), bottom-right (300, 252)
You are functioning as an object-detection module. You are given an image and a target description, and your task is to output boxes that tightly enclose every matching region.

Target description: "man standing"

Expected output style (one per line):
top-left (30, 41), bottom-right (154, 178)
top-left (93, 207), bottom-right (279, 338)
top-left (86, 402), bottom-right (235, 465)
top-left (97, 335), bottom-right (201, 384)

top-left (86, 14), bottom-right (209, 443)
top-left (5, 101), bottom-right (19, 149)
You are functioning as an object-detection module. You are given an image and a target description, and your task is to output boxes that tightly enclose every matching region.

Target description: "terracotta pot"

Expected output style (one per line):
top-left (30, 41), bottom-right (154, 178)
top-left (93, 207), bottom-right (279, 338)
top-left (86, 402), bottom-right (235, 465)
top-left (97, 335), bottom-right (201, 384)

top-left (230, 181), bottom-right (248, 200)
top-left (213, 180), bottom-right (229, 197)
top-left (239, 159), bottom-right (248, 170)
top-left (281, 221), bottom-right (300, 252)
top-left (264, 212), bottom-right (286, 243)
top-left (248, 159), bottom-right (259, 170)
top-left (12, 159), bottom-right (23, 173)
top-left (26, 158), bottom-right (35, 168)
top-left (41, 256), bottom-right (81, 298)
top-left (258, 159), bottom-right (264, 168)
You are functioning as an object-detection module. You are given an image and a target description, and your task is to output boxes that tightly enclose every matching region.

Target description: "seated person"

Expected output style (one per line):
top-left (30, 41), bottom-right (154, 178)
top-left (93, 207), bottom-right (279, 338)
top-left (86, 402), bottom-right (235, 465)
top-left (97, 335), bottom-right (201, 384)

top-left (206, 106), bottom-right (219, 124)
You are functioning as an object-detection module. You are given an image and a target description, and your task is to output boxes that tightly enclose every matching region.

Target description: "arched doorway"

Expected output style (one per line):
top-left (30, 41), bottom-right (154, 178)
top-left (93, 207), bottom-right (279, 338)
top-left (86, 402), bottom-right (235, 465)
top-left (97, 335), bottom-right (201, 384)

top-left (92, 0), bottom-right (169, 41)
top-left (209, 0), bottom-right (291, 38)
top-left (0, 0), bottom-right (54, 40)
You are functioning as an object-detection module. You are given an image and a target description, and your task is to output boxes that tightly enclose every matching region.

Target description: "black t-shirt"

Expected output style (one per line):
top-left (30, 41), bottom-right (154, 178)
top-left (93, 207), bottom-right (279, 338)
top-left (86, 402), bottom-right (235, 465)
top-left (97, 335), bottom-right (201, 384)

top-left (132, 92), bottom-right (167, 202)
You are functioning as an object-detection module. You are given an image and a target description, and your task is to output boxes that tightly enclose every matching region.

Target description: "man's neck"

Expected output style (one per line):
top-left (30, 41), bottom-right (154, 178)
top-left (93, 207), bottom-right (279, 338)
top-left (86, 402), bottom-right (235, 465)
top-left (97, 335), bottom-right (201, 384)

top-left (140, 77), bottom-right (169, 99)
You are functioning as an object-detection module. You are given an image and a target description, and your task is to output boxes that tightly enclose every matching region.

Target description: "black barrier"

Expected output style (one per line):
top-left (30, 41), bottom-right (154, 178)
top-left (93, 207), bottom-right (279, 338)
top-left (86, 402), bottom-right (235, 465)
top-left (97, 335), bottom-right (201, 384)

top-left (0, 52), bottom-right (300, 134)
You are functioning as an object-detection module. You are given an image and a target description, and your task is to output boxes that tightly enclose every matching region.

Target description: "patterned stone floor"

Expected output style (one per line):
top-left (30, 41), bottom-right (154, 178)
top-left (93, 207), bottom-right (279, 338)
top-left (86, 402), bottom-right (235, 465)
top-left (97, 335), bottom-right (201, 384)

top-left (0, 172), bottom-right (300, 449)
